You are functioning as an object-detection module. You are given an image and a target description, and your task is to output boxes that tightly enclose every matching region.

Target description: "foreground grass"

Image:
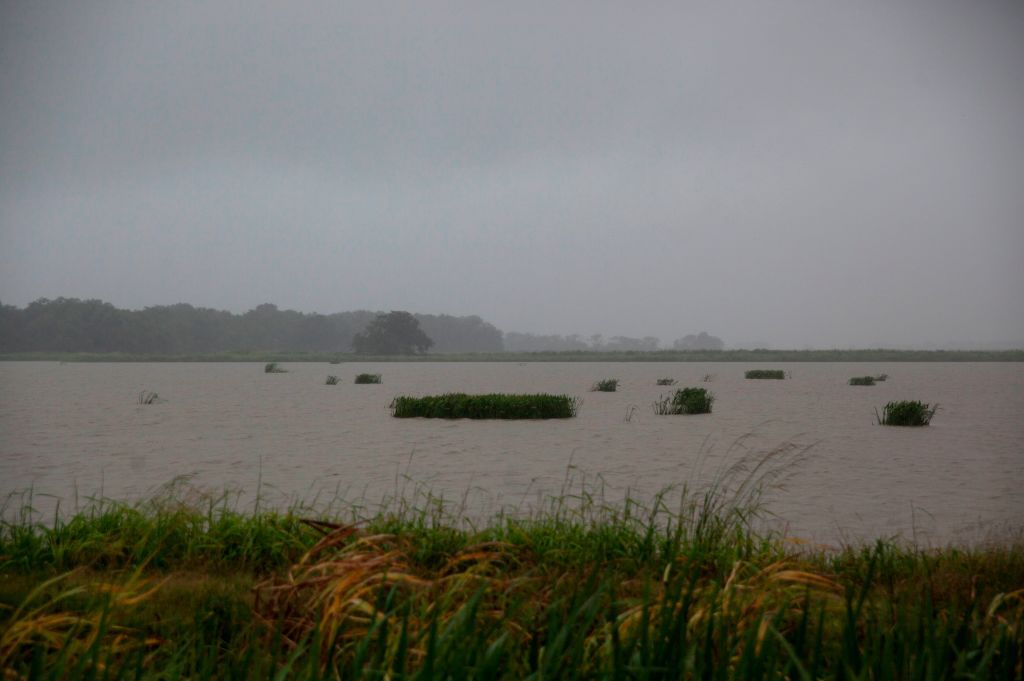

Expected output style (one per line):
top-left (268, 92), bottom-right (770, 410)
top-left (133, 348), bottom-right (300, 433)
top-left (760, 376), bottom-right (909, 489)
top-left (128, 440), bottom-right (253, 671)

top-left (1, 483), bottom-right (1021, 679)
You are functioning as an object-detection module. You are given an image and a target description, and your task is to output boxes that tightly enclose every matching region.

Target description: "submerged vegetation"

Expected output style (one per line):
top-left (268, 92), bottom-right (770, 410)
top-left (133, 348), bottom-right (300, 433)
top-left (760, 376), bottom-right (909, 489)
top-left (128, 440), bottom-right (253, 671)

top-left (849, 376), bottom-right (876, 386)
top-left (136, 390), bottom-right (159, 405)
top-left (390, 393), bottom-right (581, 419)
top-left (591, 378), bottom-right (619, 392)
top-left (324, 375), bottom-right (340, 385)
top-left (354, 373), bottom-right (382, 384)
top-left (264, 362), bottom-right (287, 373)
top-left (876, 400), bottom-right (938, 426)
top-left (0, 478), bottom-right (1020, 679)
top-left (745, 369), bottom-right (786, 379)
top-left (653, 387), bottom-right (715, 415)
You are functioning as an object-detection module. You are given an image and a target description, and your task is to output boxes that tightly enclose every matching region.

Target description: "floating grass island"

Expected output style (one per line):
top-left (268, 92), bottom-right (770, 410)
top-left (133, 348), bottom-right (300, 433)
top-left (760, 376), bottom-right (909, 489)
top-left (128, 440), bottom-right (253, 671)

top-left (390, 393), bottom-right (580, 419)
top-left (590, 378), bottom-right (619, 392)
top-left (653, 387), bottom-right (714, 415)
top-left (849, 376), bottom-right (876, 386)
top-left (876, 400), bottom-right (938, 426)
top-left (745, 369), bottom-right (786, 379)
top-left (655, 377), bottom-right (676, 386)
top-left (354, 373), bottom-right (382, 384)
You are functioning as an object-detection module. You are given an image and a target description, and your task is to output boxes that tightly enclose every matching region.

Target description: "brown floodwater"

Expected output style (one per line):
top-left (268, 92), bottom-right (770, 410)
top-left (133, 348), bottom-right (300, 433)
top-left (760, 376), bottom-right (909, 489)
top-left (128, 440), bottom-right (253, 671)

top-left (1, 361), bottom-right (1021, 544)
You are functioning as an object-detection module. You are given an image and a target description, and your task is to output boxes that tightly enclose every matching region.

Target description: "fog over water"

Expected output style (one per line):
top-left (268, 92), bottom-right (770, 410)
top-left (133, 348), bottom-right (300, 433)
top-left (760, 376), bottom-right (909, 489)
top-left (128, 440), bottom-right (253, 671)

top-left (2, 2), bottom-right (1024, 348)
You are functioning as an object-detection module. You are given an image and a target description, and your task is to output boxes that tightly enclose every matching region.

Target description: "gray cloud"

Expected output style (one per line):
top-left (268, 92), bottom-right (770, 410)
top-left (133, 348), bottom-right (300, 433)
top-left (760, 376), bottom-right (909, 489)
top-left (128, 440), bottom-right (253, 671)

top-left (2, 0), bottom-right (1023, 347)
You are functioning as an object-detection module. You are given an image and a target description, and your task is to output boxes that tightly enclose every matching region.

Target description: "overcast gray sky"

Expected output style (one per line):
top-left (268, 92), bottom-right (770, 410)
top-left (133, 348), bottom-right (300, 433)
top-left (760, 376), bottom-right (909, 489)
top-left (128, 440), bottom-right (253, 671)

top-left (2, 1), bottom-right (1022, 348)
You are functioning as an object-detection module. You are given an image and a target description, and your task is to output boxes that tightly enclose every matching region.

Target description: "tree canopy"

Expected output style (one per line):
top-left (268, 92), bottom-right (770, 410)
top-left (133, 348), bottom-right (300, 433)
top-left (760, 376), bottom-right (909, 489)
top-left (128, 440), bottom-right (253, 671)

top-left (351, 311), bottom-right (434, 355)
top-left (0, 299), bottom-right (496, 354)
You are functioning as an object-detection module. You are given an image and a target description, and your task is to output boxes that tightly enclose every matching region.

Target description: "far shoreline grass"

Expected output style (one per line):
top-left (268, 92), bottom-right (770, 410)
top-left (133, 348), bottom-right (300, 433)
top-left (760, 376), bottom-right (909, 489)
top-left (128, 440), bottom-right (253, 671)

top-left (3, 348), bottom-right (1023, 363)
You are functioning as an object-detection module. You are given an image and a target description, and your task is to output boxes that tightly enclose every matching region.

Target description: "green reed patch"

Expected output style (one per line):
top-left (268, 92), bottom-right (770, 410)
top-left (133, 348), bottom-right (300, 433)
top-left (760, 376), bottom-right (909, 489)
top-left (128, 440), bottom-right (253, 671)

top-left (876, 400), bottom-right (938, 426)
top-left (745, 369), bottom-right (785, 379)
top-left (354, 373), bottom-right (382, 384)
top-left (848, 376), bottom-right (876, 386)
top-left (264, 362), bottom-right (287, 373)
top-left (590, 378), bottom-right (619, 392)
top-left (656, 378), bottom-right (676, 386)
top-left (653, 387), bottom-right (714, 415)
top-left (390, 393), bottom-right (580, 419)
top-left (324, 375), bottom-right (340, 385)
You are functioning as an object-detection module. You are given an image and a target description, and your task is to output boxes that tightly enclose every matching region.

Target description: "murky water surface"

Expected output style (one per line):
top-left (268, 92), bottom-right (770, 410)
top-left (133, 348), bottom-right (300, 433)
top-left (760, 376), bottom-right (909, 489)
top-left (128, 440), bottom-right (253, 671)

top-left (1, 362), bottom-right (1021, 544)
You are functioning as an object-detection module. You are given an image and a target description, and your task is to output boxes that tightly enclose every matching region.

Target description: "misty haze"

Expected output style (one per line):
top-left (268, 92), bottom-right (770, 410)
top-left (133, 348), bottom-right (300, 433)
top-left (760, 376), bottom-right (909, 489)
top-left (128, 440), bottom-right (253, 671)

top-left (1, 2), bottom-right (1022, 677)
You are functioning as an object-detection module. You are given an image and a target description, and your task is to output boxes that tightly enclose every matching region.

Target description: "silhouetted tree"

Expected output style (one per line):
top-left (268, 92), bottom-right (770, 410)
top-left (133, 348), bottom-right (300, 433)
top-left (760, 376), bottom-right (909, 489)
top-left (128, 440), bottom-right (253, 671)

top-left (352, 311), bottom-right (434, 355)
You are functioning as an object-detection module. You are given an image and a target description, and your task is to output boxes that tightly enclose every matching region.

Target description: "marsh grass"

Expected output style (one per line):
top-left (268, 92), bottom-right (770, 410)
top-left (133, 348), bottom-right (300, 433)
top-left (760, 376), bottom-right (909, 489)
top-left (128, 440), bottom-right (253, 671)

top-left (653, 387), bottom-right (715, 415)
top-left (848, 376), bottom-right (876, 386)
top-left (745, 369), bottom-right (786, 379)
top-left (136, 391), bottom-right (159, 405)
top-left (390, 393), bottom-right (581, 419)
top-left (875, 400), bottom-right (938, 426)
top-left (354, 373), bottom-right (382, 384)
top-left (655, 378), bottom-right (676, 386)
top-left (591, 378), bottom-right (619, 392)
top-left (264, 362), bottom-right (287, 373)
top-left (1, 460), bottom-right (1021, 679)
top-left (324, 375), bottom-right (340, 385)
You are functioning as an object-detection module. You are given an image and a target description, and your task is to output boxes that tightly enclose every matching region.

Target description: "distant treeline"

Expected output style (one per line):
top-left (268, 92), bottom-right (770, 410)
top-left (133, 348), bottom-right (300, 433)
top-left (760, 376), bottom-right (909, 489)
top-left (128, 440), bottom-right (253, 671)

top-left (0, 298), bottom-right (504, 354)
top-left (0, 298), bottom-right (730, 355)
top-left (4, 299), bottom-right (1018, 361)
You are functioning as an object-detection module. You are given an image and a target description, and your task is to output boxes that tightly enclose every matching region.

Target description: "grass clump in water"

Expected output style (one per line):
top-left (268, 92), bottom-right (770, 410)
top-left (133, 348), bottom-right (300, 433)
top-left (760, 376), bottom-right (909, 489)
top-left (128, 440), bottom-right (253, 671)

top-left (590, 378), bottom-right (619, 392)
top-left (875, 373), bottom-right (889, 381)
top-left (354, 373), bottom-right (382, 384)
top-left (137, 391), bottom-right (159, 405)
top-left (656, 377), bottom-right (676, 386)
top-left (264, 362), bottom-right (287, 373)
top-left (324, 375), bottom-right (340, 385)
top-left (390, 393), bottom-right (580, 419)
top-left (653, 387), bottom-right (714, 415)
top-left (745, 369), bottom-right (785, 379)
top-left (875, 400), bottom-right (938, 426)
top-left (849, 376), bottom-right (876, 386)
